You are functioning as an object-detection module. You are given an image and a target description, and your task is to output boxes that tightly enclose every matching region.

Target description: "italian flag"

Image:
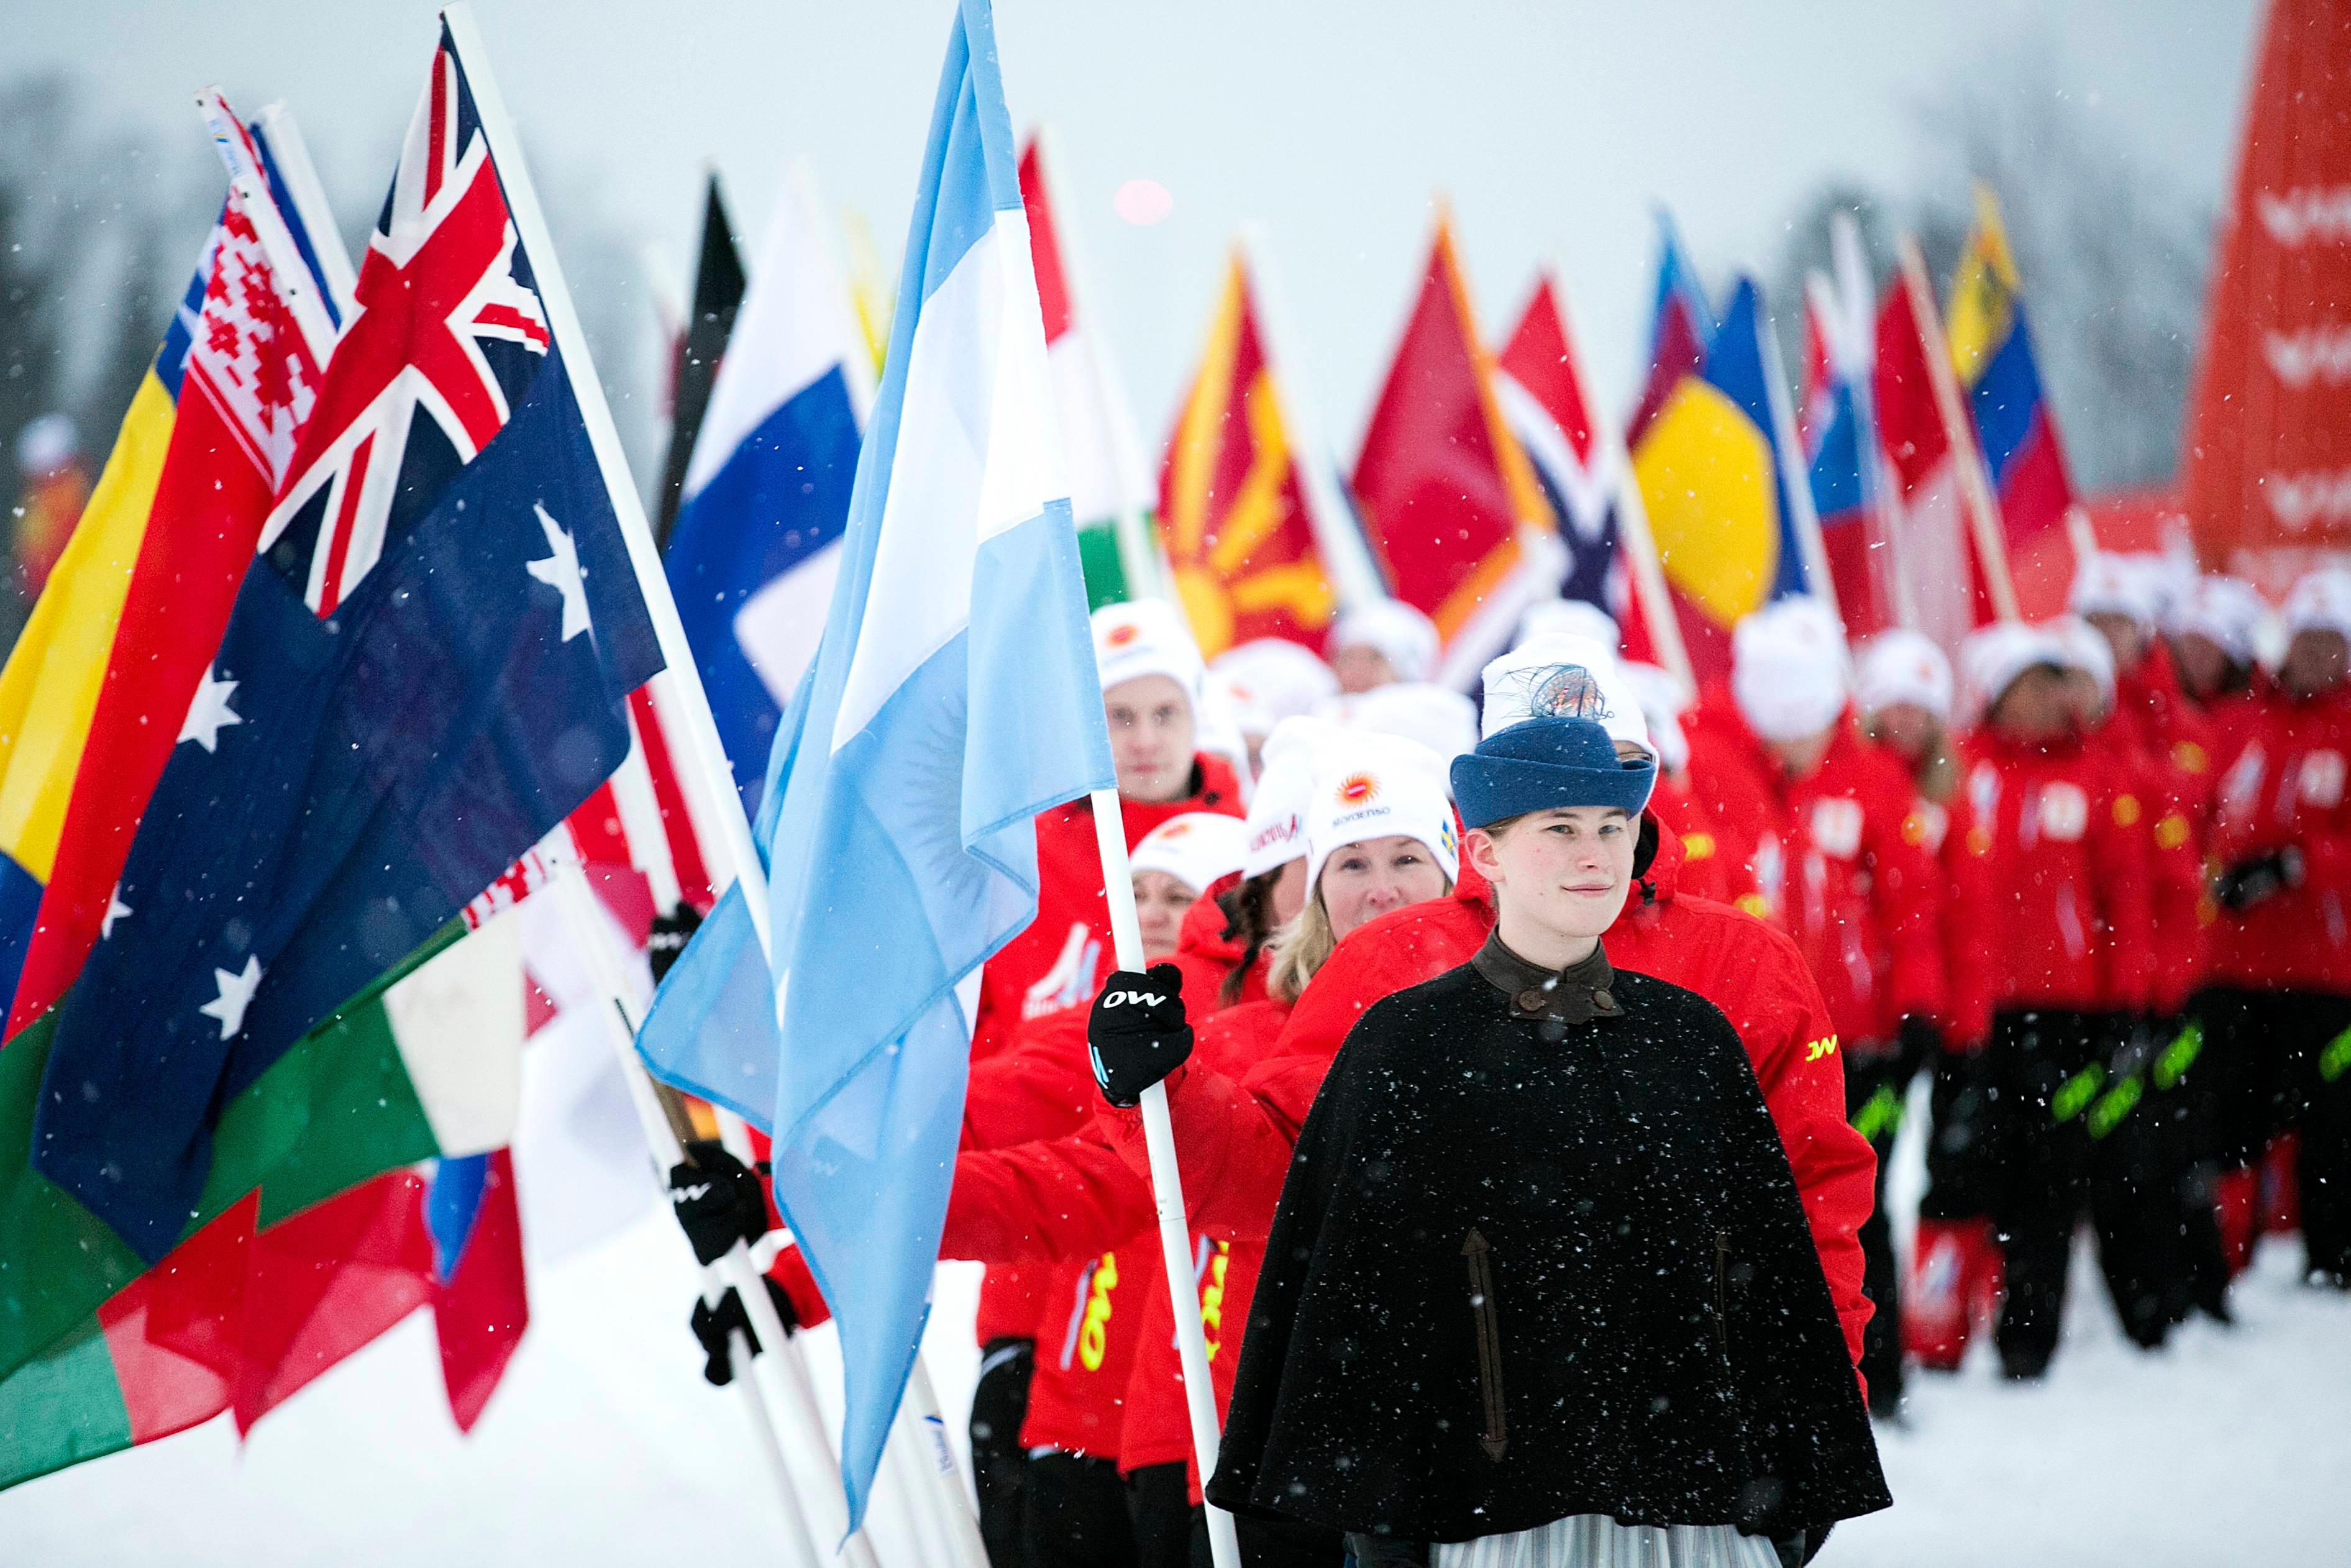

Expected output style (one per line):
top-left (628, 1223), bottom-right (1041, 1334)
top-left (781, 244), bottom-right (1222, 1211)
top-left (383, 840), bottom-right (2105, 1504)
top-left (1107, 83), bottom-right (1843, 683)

top-left (0, 912), bottom-right (526, 1488)
top-left (1018, 134), bottom-right (1166, 609)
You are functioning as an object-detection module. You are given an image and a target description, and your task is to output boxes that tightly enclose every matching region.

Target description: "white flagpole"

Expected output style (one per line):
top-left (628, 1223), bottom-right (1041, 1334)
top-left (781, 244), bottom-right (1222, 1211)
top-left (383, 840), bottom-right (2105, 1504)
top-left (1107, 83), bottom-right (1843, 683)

top-left (442, 10), bottom-right (987, 1560)
top-left (1896, 235), bottom-right (2020, 622)
top-left (1753, 281), bottom-right (1842, 629)
top-left (1087, 790), bottom-right (1245, 1568)
top-left (250, 103), bottom-right (359, 308)
top-left (542, 855), bottom-right (829, 1568)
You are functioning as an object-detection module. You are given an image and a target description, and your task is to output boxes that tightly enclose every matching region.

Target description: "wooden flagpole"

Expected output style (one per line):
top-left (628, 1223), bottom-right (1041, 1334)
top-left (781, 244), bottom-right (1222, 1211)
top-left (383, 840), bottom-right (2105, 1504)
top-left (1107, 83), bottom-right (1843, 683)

top-left (1897, 234), bottom-right (2020, 622)
top-left (442, 9), bottom-right (984, 1562)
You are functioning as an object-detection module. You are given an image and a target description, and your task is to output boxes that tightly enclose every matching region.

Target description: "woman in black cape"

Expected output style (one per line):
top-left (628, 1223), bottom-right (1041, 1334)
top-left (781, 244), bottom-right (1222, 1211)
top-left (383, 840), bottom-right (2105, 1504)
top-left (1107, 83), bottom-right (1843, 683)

top-left (1206, 714), bottom-right (1889, 1567)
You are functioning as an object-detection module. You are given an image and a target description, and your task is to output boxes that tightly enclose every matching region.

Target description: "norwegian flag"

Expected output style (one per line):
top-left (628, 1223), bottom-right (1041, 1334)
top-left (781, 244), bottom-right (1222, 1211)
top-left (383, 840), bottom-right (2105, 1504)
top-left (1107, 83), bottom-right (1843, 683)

top-left (263, 36), bottom-right (550, 614)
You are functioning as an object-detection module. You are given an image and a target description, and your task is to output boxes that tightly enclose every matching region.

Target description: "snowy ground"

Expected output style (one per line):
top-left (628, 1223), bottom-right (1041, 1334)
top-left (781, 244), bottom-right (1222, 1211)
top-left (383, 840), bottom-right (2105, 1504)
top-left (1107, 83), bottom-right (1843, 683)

top-left (7, 1178), bottom-right (2347, 1564)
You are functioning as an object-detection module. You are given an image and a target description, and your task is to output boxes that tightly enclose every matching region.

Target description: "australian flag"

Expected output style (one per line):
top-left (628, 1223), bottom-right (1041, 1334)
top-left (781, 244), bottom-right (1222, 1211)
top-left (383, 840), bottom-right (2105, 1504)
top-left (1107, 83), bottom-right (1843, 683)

top-left (32, 25), bottom-right (663, 1262)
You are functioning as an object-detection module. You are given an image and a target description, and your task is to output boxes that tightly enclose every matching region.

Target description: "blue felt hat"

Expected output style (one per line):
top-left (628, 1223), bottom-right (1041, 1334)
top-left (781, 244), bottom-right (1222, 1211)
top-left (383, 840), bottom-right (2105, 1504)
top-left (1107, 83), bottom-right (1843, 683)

top-left (1449, 714), bottom-right (1657, 829)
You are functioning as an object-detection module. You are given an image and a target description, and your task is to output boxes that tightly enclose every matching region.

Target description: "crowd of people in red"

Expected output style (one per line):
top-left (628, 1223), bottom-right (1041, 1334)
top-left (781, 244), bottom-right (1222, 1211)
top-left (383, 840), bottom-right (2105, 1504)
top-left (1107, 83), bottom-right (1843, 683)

top-left (665, 557), bottom-right (2351, 1568)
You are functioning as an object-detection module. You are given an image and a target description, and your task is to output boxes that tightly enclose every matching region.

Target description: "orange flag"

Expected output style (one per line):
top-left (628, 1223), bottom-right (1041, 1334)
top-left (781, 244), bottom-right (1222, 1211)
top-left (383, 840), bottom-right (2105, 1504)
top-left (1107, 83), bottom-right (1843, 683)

top-left (1353, 217), bottom-right (1562, 685)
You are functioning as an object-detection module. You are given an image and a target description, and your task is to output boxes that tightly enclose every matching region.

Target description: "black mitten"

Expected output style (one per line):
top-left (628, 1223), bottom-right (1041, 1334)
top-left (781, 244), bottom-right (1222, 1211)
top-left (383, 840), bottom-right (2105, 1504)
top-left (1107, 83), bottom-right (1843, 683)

top-left (668, 1139), bottom-right (770, 1265)
top-left (2215, 847), bottom-right (2303, 911)
top-left (688, 1279), bottom-right (798, 1386)
top-left (647, 901), bottom-right (706, 985)
top-left (1087, 964), bottom-right (1192, 1108)
top-left (1897, 1013), bottom-right (1945, 1076)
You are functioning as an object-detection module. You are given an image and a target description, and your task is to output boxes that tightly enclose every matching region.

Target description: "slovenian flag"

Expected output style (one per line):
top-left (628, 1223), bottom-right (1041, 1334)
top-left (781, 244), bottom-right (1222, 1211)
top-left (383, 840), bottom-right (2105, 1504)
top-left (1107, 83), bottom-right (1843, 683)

top-left (637, 0), bottom-right (1113, 1524)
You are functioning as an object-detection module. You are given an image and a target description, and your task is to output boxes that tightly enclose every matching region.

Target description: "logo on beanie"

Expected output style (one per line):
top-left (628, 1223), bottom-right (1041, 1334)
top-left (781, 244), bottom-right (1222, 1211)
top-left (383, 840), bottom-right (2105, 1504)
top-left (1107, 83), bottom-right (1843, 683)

top-left (1103, 621), bottom-right (1141, 649)
top-left (1530, 664), bottom-right (1611, 722)
top-left (1334, 772), bottom-right (1381, 806)
top-left (1440, 816), bottom-right (1458, 860)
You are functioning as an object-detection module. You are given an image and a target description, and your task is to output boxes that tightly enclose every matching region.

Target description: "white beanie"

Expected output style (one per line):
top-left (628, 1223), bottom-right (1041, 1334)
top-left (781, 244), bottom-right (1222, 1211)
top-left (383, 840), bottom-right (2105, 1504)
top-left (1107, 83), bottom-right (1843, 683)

top-left (1210, 637), bottom-right (1339, 726)
top-left (1515, 598), bottom-right (1622, 654)
top-left (2283, 567), bottom-right (2351, 642)
top-left (1617, 661), bottom-right (1692, 775)
top-left (1093, 599), bottom-right (1205, 701)
top-left (1190, 679), bottom-right (1256, 796)
top-left (1305, 742), bottom-right (1459, 896)
top-left (1314, 682), bottom-right (1479, 767)
top-left (1855, 629), bottom-right (1955, 723)
top-left (1245, 716), bottom-right (1356, 878)
top-left (1478, 634), bottom-right (1653, 754)
top-left (2048, 616), bottom-right (2116, 708)
top-left (1960, 621), bottom-right (2064, 715)
top-left (2165, 575), bottom-right (2268, 668)
top-left (1129, 812), bottom-right (1248, 898)
top-left (1731, 597), bottom-right (1851, 741)
top-left (1330, 599), bottom-right (1440, 683)
top-left (2069, 552), bottom-right (2158, 628)
top-left (14, 413), bottom-right (76, 478)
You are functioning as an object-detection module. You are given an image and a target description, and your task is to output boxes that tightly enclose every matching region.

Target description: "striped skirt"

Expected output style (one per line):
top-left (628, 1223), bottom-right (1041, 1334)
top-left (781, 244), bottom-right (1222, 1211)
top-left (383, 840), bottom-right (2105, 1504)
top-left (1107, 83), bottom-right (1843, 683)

top-left (1432, 1515), bottom-right (1781, 1568)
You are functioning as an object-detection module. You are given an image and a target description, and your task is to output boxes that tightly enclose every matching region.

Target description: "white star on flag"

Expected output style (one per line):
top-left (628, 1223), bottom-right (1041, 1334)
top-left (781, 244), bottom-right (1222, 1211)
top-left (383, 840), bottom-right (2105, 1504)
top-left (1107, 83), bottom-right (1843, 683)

top-left (526, 502), bottom-right (593, 643)
top-left (178, 666), bottom-right (243, 752)
top-left (101, 888), bottom-right (130, 939)
top-left (198, 954), bottom-right (263, 1040)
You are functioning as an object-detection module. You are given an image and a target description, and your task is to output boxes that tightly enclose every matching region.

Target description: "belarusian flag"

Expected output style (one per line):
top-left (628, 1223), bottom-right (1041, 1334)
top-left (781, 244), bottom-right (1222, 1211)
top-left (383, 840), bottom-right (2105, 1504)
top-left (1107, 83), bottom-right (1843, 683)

top-left (0, 911), bottom-right (525, 1488)
top-left (1018, 134), bottom-right (1164, 608)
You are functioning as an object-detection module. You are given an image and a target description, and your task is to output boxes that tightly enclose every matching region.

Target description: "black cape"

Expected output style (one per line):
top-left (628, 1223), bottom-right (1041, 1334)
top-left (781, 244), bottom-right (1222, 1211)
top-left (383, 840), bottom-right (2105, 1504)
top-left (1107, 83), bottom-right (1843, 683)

top-left (1205, 954), bottom-right (1890, 1545)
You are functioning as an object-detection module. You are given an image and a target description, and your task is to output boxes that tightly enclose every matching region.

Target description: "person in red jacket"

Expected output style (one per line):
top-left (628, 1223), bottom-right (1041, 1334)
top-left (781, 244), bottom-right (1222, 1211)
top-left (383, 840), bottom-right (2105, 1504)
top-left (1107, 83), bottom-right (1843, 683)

top-left (965, 599), bottom-right (1242, 1568)
top-left (1686, 600), bottom-right (1942, 1416)
top-left (1939, 621), bottom-right (2158, 1379)
top-left (2205, 568), bottom-right (2351, 1288)
top-left (1103, 642), bottom-right (1880, 1392)
top-left (1170, 718), bottom-right (1336, 1022)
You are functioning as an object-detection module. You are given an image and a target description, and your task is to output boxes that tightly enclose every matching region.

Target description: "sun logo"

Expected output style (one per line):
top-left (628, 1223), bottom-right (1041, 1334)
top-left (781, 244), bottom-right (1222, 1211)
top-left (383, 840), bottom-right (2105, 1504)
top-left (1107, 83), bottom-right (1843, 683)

top-left (1158, 821), bottom-right (1192, 839)
top-left (1335, 772), bottom-right (1381, 806)
top-left (1103, 621), bottom-right (1141, 649)
top-left (1530, 664), bottom-right (1610, 721)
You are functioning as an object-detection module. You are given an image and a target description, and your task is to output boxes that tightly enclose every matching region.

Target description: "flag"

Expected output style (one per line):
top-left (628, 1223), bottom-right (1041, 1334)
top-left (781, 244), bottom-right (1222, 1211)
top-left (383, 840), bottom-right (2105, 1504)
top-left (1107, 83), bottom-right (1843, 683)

top-left (2183, 0), bottom-right (2351, 586)
top-left (29, 24), bottom-right (664, 1264)
top-left (651, 176), bottom-right (747, 549)
top-left (1630, 276), bottom-right (1819, 679)
top-left (1497, 273), bottom-right (1621, 614)
top-left (1626, 210), bottom-right (1715, 445)
top-left (664, 163), bottom-right (869, 812)
top-left (1019, 134), bottom-right (1163, 609)
top-left (1353, 216), bottom-right (1564, 686)
top-left (1802, 273), bottom-right (1899, 638)
top-left (1873, 263), bottom-right (1986, 653)
top-left (637, 0), bottom-right (1112, 1523)
top-left (1947, 185), bottom-right (2078, 564)
top-left (1159, 249), bottom-right (1351, 659)
top-left (5, 102), bottom-right (340, 1039)
top-left (0, 911), bottom-right (528, 1488)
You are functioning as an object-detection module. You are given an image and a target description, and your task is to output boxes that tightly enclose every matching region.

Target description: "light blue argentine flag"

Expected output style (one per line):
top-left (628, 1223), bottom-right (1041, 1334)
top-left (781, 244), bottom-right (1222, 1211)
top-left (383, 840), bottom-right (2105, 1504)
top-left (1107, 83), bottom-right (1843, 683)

top-left (635, 0), bottom-right (1113, 1527)
top-left (665, 162), bottom-right (873, 814)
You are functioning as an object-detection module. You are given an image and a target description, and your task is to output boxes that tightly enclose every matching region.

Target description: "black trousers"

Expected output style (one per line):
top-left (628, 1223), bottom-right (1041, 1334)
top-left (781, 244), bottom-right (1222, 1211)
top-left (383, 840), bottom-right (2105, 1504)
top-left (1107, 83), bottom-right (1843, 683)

top-left (1919, 1046), bottom-right (1999, 1223)
top-left (1985, 1010), bottom-right (2106, 1374)
top-left (2139, 1006), bottom-right (2232, 1322)
top-left (972, 1339), bottom-right (1035, 1568)
top-left (1124, 1462), bottom-right (1194, 1568)
top-left (2200, 985), bottom-right (2351, 1279)
top-left (1026, 1451), bottom-right (1137, 1568)
top-left (1844, 1039), bottom-right (1916, 1411)
top-left (1187, 1507), bottom-right (1348, 1567)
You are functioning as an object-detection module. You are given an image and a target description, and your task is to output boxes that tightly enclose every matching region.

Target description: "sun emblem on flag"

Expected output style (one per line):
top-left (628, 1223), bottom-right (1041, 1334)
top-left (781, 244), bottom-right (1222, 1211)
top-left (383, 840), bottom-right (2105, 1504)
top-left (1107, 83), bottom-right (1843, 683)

top-left (1335, 772), bottom-right (1381, 806)
top-left (1531, 664), bottom-right (1610, 722)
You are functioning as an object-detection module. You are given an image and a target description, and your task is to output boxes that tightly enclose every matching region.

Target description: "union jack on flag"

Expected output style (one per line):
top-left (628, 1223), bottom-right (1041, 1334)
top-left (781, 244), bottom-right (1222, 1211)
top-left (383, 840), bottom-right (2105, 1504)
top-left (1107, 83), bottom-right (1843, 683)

top-left (263, 35), bottom-right (551, 616)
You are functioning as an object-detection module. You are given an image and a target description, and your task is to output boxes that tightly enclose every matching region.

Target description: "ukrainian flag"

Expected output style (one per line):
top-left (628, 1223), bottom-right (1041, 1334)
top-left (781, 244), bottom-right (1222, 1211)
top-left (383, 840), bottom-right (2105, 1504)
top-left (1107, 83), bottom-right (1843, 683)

top-left (1631, 276), bottom-right (1815, 677)
top-left (1947, 183), bottom-right (2075, 547)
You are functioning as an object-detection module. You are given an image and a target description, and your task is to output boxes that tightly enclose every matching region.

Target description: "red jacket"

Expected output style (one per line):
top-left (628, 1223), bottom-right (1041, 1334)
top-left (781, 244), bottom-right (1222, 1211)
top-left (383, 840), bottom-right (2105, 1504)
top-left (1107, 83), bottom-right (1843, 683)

top-left (966, 755), bottom-right (1240, 1344)
top-left (1108, 819), bottom-right (1880, 1373)
top-left (1943, 729), bottom-right (2157, 1041)
top-left (1683, 709), bottom-right (1944, 1047)
top-left (1650, 772), bottom-right (1733, 905)
top-left (1170, 872), bottom-right (1269, 1021)
top-left (970, 755), bottom-right (1243, 1060)
top-left (2207, 681), bottom-right (2351, 993)
top-left (2111, 650), bottom-right (2222, 1013)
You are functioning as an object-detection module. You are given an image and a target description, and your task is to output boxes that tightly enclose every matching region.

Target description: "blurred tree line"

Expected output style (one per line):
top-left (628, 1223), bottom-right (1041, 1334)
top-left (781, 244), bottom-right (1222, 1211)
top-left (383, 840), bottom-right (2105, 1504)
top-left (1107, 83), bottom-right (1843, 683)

top-left (0, 71), bottom-right (655, 654)
top-left (1764, 59), bottom-right (2215, 496)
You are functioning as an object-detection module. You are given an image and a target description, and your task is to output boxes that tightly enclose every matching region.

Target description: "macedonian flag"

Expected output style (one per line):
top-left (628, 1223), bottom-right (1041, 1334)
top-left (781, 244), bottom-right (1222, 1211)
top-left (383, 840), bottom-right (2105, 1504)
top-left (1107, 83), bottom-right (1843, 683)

top-left (1160, 249), bottom-right (1365, 660)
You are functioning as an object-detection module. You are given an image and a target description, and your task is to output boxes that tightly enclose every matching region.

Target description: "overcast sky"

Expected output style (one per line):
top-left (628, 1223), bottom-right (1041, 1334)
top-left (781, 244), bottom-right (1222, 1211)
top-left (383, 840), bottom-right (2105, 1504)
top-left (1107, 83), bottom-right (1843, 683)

top-left (12, 0), bottom-right (2262, 460)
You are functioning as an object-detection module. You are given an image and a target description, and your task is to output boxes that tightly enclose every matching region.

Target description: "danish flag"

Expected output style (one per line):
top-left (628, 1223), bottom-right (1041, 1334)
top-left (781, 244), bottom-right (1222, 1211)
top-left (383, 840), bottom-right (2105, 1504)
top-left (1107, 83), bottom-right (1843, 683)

top-left (263, 36), bottom-right (550, 616)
